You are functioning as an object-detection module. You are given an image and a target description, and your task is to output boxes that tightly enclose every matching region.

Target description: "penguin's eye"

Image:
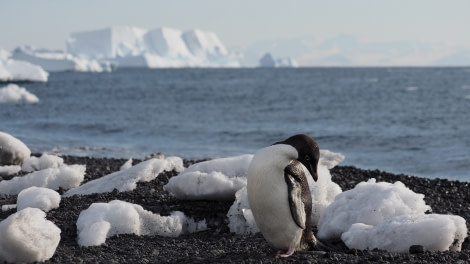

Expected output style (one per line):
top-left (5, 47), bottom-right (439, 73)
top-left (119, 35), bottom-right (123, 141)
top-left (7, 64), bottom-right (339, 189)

top-left (305, 155), bottom-right (310, 161)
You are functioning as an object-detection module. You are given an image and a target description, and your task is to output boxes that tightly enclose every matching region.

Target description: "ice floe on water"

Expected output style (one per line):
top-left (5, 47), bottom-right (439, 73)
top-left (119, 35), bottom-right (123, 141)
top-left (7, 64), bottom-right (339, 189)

top-left (0, 84), bottom-right (39, 104)
top-left (0, 208), bottom-right (61, 263)
top-left (76, 200), bottom-right (207, 246)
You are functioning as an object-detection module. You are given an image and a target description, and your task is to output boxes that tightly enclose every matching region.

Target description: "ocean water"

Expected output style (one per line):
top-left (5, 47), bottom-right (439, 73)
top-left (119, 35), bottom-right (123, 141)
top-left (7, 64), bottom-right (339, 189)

top-left (1, 68), bottom-right (470, 181)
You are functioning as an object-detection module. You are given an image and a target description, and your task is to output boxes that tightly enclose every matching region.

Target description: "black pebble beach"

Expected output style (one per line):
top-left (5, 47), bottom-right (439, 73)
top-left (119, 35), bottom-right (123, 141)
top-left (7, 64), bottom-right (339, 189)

top-left (1, 155), bottom-right (469, 263)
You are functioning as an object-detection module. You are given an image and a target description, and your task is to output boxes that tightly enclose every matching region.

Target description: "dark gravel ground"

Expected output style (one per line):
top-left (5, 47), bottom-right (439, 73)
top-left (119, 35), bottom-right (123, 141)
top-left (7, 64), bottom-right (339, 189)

top-left (1, 155), bottom-right (469, 263)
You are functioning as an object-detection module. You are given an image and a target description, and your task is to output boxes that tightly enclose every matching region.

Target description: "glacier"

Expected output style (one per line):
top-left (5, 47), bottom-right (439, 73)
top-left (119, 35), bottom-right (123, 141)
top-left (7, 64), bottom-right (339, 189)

top-left (66, 26), bottom-right (241, 68)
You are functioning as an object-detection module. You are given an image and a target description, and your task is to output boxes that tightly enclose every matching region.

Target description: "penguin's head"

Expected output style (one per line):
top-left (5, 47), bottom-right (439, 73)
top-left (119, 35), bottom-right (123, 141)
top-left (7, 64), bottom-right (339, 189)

top-left (274, 134), bottom-right (320, 181)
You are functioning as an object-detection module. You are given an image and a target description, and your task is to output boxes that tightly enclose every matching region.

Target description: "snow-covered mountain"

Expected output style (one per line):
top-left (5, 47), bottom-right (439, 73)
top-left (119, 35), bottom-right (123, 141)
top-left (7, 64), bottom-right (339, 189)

top-left (66, 26), bottom-right (241, 68)
top-left (240, 34), bottom-right (470, 67)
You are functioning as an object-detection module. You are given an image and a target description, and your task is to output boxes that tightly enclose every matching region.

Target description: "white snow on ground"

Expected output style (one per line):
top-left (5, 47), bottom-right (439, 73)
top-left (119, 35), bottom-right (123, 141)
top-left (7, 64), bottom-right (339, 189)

top-left (342, 213), bottom-right (467, 253)
top-left (76, 200), bottom-right (207, 246)
top-left (16, 186), bottom-right (61, 212)
top-left (317, 179), bottom-right (431, 240)
top-left (163, 154), bottom-right (252, 200)
top-left (0, 84), bottom-right (39, 104)
top-left (0, 208), bottom-right (61, 263)
top-left (22, 153), bottom-right (64, 172)
top-left (0, 164), bottom-right (85, 195)
top-left (0, 165), bottom-right (21, 176)
top-left (63, 157), bottom-right (183, 197)
top-left (318, 178), bottom-right (468, 252)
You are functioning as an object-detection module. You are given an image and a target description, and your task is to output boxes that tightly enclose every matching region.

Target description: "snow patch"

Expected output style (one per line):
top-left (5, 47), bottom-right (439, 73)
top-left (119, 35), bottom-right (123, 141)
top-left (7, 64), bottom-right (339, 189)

top-left (163, 154), bottom-right (252, 200)
top-left (0, 208), bottom-right (61, 263)
top-left (0, 164), bottom-right (85, 195)
top-left (64, 157), bottom-right (183, 197)
top-left (17, 186), bottom-right (61, 212)
top-left (76, 200), bottom-right (207, 246)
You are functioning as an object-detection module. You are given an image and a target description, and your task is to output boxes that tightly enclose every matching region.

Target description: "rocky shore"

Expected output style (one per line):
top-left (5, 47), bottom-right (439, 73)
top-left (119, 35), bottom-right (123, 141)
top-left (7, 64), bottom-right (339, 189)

top-left (1, 155), bottom-right (469, 263)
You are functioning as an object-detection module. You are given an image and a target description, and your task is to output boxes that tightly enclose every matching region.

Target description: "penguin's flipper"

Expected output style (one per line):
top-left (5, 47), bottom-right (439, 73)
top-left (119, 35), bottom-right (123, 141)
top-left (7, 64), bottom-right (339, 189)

top-left (284, 161), bottom-right (307, 229)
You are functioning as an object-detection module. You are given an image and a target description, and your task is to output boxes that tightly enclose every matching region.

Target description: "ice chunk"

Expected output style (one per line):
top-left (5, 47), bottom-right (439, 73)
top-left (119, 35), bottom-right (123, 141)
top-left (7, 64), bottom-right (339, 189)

top-left (342, 214), bottom-right (468, 252)
top-left (17, 186), bottom-right (61, 212)
top-left (0, 165), bottom-right (21, 176)
top-left (119, 158), bottom-right (133, 171)
top-left (64, 157), bottom-right (183, 197)
top-left (0, 208), bottom-right (61, 263)
top-left (163, 154), bottom-right (252, 200)
top-left (317, 179), bottom-right (431, 240)
top-left (319, 149), bottom-right (345, 169)
top-left (22, 153), bottom-right (64, 172)
top-left (0, 84), bottom-right (39, 104)
top-left (0, 131), bottom-right (31, 166)
top-left (0, 164), bottom-right (85, 195)
top-left (227, 186), bottom-right (260, 234)
top-left (77, 200), bottom-right (207, 246)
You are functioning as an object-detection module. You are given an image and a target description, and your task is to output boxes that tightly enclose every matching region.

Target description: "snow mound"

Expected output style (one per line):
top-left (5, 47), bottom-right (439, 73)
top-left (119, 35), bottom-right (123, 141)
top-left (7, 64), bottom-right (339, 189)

top-left (0, 164), bottom-right (85, 195)
top-left (22, 153), bottom-right (64, 172)
top-left (0, 84), bottom-right (39, 104)
top-left (164, 154), bottom-right (252, 200)
top-left (77, 200), bottom-right (207, 246)
top-left (342, 214), bottom-right (467, 252)
top-left (0, 208), bottom-right (61, 263)
top-left (0, 165), bottom-right (21, 176)
top-left (0, 131), bottom-right (31, 166)
top-left (17, 186), bottom-right (61, 212)
top-left (119, 158), bottom-right (133, 170)
top-left (64, 157), bottom-right (183, 197)
top-left (318, 179), bottom-right (431, 240)
top-left (227, 186), bottom-right (259, 235)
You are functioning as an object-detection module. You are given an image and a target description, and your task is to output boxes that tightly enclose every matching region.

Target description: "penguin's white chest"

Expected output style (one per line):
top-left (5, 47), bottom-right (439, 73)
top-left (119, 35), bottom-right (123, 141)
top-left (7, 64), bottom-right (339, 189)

top-left (247, 146), bottom-right (303, 250)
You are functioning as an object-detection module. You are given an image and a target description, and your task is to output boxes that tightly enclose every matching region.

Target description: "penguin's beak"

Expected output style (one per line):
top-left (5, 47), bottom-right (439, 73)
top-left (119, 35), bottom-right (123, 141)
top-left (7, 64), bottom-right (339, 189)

top-left (301, 161), bottom-right (318, 182)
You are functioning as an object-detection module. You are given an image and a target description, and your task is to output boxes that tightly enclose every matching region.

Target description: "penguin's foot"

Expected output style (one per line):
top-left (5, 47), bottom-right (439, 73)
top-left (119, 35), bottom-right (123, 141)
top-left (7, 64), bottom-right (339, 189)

top-left (276, 247), bottom-right (295, 258)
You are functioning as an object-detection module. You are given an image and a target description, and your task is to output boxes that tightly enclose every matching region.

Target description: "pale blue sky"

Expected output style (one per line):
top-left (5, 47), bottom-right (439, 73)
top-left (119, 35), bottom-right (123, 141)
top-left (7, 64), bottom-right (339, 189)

top-left (1, 0), bottom-right (469, 52)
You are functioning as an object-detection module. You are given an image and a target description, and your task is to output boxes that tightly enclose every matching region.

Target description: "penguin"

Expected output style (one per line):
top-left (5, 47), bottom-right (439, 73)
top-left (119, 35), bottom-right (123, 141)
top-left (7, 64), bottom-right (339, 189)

top-left (247, 134), bottom-right (320, 258)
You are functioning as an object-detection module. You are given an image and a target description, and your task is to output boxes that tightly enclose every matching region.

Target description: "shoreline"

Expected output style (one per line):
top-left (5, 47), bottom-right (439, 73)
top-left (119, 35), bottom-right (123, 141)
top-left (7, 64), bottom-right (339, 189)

top-left (1, 155), bottom-right (469, 263)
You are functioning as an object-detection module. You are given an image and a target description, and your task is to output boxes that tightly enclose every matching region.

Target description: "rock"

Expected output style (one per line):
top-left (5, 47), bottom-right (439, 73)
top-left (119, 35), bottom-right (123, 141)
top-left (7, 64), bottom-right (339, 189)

top-left (409, 245), bottom-right (425, 254)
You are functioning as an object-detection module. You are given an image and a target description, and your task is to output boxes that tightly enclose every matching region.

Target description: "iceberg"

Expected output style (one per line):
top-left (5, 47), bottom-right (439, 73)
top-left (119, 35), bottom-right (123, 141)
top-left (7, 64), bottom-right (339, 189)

top-left (66, 26), bottom-right (240, 68)
top-left (11, 46), bottom-right (112, 72)
top-left (0, 48), bottom-right (49, 82)
top-left (259, 52), bottom-right (298, 68)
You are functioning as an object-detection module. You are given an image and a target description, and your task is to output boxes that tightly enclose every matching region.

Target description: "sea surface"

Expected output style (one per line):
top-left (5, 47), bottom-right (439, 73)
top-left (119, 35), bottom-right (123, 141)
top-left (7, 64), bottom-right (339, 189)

top-left (1, 68), bottom-right (470, 181)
